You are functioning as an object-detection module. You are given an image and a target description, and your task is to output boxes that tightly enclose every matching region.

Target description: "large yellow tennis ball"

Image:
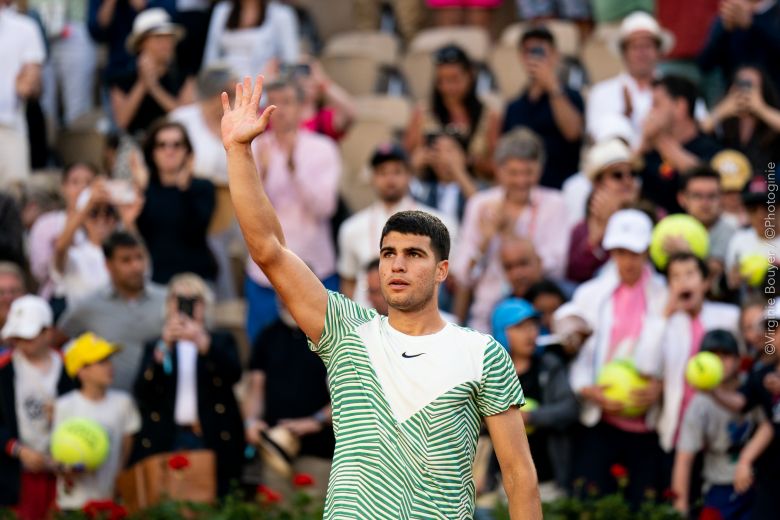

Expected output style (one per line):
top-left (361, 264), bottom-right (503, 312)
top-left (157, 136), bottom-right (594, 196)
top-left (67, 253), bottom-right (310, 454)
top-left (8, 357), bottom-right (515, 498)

top-left (649, 214), bottom-right (710, 269)
top-left (739, 253), bottom-right (769, 287)
top-left (597, 359), bottom-right (650, 417)
top-left (523, 398), bottom-right (539, 434)
top-left (685, 351), bottom-right (724, 391)
top-left (51, 418), bottom-right (110, 470)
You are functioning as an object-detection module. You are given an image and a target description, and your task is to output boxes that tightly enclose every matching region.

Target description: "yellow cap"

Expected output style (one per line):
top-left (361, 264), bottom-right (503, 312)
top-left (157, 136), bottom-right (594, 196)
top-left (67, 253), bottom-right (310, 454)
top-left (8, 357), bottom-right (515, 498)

top-left (711, 149), bottom-right (752, 192)
top-left (63, 332), bottom-right (120, 378)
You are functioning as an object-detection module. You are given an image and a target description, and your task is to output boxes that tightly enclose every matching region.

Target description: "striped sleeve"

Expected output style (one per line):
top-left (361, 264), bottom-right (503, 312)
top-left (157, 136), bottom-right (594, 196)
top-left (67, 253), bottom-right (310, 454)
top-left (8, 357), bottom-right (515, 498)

top-left (309, 291), bottom-right (375, 362)
top-left (476, 338), bottom-right (525, 417)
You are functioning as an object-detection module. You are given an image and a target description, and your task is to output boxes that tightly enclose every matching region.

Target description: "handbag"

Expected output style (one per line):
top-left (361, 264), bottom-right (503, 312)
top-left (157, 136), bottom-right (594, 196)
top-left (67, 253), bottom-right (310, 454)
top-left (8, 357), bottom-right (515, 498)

top-left (116, 450), bottom-right (216, 513)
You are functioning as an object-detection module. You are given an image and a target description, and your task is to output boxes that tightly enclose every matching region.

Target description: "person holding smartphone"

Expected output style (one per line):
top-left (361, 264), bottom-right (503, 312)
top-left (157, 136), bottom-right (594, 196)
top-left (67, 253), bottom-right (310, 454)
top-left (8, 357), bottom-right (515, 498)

top-left (701, 65), bottom-right (780, 172)
top-left (502, 26), bottom-right (585, 190)
top-left (131, 272), bottom-right (243, 497)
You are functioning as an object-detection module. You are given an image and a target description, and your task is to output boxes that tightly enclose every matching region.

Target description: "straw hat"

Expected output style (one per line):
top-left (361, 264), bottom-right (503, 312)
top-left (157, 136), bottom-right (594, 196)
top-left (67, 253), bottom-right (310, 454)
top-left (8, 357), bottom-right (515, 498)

top-left (126, 8), bottom-right (184, 54)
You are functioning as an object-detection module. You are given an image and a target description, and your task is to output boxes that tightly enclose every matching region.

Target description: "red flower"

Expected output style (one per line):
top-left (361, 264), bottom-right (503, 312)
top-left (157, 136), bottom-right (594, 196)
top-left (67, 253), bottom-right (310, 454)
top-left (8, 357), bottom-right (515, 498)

top-left (292, 473), bottom-right (315, 487)
top-left (167, 453), bottom-right (190, 471)
top-left (700, 506), bottom-right (724, 520)
top-left (662, 488), bottom-right (678, 501)
top-left (610, 464), bottom-right (628, 479)
top-left (83, 500), bottom-right (127, 520)
top-left (257, 484), bottom-right (283, 504)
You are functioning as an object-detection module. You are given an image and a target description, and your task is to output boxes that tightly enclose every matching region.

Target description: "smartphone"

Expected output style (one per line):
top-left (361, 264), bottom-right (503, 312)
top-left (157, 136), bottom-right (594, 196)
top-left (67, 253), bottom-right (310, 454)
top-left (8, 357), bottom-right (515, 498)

top-left (106, 179), bottom-right (137, 205)
top-left (177, 296), bottom-right (197, 318)
top-left (529, 46), bottom-right (546, 59)
top-left (736, 78), bottom-right (753, 91)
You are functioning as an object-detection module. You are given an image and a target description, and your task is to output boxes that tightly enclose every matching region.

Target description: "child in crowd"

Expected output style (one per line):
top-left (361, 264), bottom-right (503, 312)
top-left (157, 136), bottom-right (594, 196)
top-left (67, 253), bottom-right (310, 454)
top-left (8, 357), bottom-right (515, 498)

top-left (55, 332), bottom-right (140, 511)
top-left (492, 298), bottom-right (579, 498)
top-left (672, 330), bottom-right (767, 518)
top-left (0, 296), bottom-right (73, 519)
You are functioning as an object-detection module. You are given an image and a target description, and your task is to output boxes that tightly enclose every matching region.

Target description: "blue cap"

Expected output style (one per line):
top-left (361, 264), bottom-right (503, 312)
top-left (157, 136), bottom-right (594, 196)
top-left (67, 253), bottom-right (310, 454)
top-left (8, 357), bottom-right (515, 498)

top-left (491, 298), bottom-right (540, 350)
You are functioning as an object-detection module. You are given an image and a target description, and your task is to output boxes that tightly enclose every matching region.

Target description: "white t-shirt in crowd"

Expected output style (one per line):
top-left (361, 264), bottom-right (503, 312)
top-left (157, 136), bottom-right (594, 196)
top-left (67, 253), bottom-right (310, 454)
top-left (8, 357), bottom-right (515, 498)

top-left (51, 240), bottom-right (110, 305)
top-left (0, 7), bottom-right (46, 132)
top-left (54, 390), bottom-right (141, 510)
top-left (174, 340), bottom-right (199, 425)
top-left (169, 104), bottom-right (227, 185)
top-left (13, 349), bottom-right (62, 453)
top-left (725, 227), bottom-right (780, 272)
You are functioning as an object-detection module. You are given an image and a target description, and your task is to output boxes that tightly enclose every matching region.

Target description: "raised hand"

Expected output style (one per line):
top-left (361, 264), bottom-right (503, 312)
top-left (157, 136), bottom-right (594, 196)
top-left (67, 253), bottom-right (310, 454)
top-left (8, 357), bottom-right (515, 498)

top-left (221, 75), bottom-right (276, 151)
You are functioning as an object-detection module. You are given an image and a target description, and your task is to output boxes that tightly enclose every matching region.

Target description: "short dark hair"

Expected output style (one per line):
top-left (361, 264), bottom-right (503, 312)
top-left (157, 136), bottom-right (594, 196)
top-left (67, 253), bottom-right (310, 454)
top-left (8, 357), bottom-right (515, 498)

top-left (666, 251), bottom-right (709, 279)
top-left (103, 231), bottom-right (144, 260)
top-left (680, 165), bottom-right (722, 192)
top-left (525, 280), bottom-right (566, 304)
top-left (380, 210), bottom-right (450, 261)
top-left (653, 75), bottom-right (699, 119)
top-left (62, 162), bottom-right (99, 183)
top-left (520, 26), bottom-right (555, 48)
top-left (365, 258), bottom-right (380, 273)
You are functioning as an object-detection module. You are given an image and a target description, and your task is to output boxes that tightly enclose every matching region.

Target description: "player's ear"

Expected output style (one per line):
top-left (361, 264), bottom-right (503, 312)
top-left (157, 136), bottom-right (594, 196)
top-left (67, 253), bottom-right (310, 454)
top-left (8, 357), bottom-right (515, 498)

top-left (436, 259), bottom-right (449, 283)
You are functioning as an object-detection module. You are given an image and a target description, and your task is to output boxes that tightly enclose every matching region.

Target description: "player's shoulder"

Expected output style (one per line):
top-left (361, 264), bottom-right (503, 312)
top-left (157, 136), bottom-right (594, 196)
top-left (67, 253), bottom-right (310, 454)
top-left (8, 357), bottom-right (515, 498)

top-left (326, 290), bottom-right (377, 321)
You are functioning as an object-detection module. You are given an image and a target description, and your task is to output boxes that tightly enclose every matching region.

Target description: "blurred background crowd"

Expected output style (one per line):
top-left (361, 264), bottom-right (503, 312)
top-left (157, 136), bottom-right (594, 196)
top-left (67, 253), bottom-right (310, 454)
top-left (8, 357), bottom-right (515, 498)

top-left (1, 0), bottom-right (779, 518)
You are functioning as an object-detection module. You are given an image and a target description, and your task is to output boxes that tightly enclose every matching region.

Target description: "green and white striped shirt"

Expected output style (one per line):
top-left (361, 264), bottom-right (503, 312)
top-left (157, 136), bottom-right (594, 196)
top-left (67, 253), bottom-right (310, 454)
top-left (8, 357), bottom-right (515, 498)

top-left (311, 291), bottom-right (525, 519)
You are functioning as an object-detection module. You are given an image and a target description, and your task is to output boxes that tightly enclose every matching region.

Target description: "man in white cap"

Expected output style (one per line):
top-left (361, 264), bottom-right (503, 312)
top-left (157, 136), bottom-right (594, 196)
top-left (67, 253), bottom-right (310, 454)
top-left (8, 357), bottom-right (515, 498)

top-left (566, 139), bottom-right (641, 283)
top-left (561, 209), bottom-right (667, 507)
top-left (586, 11), bottom-right (675, 145)
top-left (0, 296), bottom-right (73, 518)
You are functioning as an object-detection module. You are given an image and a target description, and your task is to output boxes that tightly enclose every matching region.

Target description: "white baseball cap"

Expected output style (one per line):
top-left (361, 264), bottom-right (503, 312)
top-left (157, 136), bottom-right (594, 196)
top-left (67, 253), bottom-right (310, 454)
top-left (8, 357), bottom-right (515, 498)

top-left (614, 11), bottom-right (675, 55)
top-left (1, 295), bottom-right (53, 340)
top-left (584, 139), bottom-right (633, 181)
top-left (602, 209), bottom-right (653, 253)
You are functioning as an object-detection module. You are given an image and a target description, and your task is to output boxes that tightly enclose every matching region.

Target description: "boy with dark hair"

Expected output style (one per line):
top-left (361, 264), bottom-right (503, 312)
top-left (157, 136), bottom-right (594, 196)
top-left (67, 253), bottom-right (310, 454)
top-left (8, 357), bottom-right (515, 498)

top-left (0, 296), bottom-right (73, 519)
top-left (55, 332), bottom-right (140, 510)
top-left (672, 329), bottom-right (767, 518)
top-left (637, 253), bottom-right (739, 457)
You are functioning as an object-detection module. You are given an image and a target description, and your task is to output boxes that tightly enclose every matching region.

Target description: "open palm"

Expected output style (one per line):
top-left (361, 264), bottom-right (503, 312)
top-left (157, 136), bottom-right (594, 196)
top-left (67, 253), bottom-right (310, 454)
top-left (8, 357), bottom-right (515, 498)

top-left (221, 75), bottom-right (276, 150)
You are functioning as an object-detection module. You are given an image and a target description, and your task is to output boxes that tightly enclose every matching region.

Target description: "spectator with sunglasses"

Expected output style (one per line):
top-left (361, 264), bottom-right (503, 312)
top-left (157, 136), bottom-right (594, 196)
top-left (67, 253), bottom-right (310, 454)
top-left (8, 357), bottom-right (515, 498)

top-left (129, 120), bottom-right (217, 286)
top-left (50, 179), bottom-right (135, 309)
top-left (567, 139), bottom-right (641, 283)
top-left (405, 44), bottom-right (500, 180)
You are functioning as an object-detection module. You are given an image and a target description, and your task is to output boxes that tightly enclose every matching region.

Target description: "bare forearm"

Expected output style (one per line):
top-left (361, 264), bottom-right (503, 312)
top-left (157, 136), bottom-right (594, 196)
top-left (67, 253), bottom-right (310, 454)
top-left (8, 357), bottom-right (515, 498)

top-left (655, 136), bottom-right (700, 172)
top-left (710, 387), bottom-right (746, 412)
top-left (756, 103), bottom-right (780, 132)
top-left (671, 451), bottom-right (694, 509)
top-left (226, 145), bottom-right (286, 265)
top-left (504, 467), bottom-right (542, 519)
top-left (53, 213), bottom-right (84, 272)
top-left (97, 0), bottom-right (118, 28)
top-left (323, 82), bottom-right (356, 130)
top-left (550, 94), bottom-right (583, 142)
top-left (738, 421), bottom-right (774, 466)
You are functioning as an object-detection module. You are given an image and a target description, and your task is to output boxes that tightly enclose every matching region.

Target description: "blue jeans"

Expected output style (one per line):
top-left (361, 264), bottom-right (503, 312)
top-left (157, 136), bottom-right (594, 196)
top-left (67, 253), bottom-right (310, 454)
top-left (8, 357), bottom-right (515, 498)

top-left (245, 273), bottom-right (340, 343)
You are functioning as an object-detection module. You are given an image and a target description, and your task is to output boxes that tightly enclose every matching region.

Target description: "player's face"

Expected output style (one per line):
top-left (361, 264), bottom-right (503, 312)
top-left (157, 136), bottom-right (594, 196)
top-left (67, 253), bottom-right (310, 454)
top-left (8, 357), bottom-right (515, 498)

top-left (379, 232), bottom-right (448, 312)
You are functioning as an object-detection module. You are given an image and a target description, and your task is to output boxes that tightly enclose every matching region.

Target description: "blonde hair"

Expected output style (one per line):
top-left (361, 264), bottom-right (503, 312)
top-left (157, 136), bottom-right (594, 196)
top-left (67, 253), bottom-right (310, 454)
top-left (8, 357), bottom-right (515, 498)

top-left (166, 273), bottom-right (215, 326)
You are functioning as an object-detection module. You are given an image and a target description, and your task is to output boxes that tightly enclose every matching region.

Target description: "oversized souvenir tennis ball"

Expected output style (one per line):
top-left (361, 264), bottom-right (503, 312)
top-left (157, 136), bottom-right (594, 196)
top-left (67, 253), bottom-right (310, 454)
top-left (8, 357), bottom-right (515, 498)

top-left (50, 418), bottom-right (110, 470)
top-left (523, 398), bottom-right (539, 434)
top-left (649, 214), bottom-right (710, 269)
top-left (597, 359), bottom-right (649, 418)
top-left (739, 253), bottom-right (769, 287)
top-left (685, 351), bottom-right (724, 391)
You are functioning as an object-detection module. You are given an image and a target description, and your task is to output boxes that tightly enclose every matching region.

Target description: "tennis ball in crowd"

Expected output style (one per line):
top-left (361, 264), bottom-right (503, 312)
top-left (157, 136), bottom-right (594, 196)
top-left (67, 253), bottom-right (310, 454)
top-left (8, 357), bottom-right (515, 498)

top-left (685, 351), bottom-right (724, 391)
top-left (51, 418), bottom-right (110, 470)
top-left (649, 214), bottom-right (710, 269)
top-left (597, 359), bottom-right (649, 418)
top-left (523, 398), bottom-right (539, 434)
top-left (739, 253), bottom-right (770, 287)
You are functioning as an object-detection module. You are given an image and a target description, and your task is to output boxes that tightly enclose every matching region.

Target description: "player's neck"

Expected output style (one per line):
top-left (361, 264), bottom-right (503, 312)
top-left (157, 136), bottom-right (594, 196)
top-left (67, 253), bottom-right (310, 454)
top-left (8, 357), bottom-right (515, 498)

top-left (388, 304), bottom-right (446, 336)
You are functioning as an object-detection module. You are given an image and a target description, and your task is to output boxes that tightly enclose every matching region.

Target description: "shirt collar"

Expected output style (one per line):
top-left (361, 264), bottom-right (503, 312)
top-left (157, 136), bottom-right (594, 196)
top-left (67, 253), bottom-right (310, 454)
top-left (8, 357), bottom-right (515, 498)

top-left (108, 284), bottom-right (149, 302)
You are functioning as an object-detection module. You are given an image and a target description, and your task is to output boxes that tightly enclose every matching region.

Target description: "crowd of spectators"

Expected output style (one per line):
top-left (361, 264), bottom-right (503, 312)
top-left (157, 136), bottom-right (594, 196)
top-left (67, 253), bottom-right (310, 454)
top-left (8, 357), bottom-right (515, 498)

top-left (1, 0), bottom-right (779, 519)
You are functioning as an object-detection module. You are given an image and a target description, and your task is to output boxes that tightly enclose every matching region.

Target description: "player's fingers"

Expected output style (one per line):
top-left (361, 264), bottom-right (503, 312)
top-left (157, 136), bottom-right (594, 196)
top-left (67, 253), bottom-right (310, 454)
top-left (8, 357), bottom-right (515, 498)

top-left (243, 76), bottom-right (252, 105)
top-left (251, 74), bottom-right (264, 105)
top-left (221, 92), bottom-right (230, 114)
top-left (235, 82), bottom-right (243, 108)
